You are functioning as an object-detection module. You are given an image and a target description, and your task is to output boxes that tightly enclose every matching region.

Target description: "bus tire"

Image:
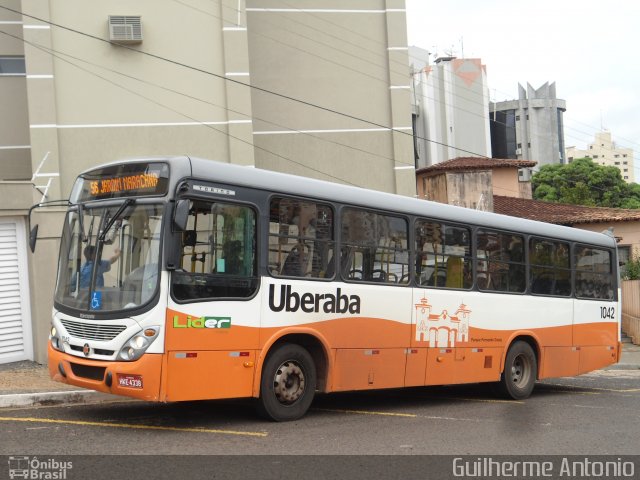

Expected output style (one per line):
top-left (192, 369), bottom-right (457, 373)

top-left (495, 341), bottom-right (537, 400)
top-left (257, 343), bottom-right (316, 421)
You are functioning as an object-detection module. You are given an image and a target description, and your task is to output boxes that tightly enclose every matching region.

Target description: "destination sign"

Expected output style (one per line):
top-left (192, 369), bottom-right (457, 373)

top-left (89, 172), bottom-right (160, 197)
top-left (71, 162), bottom-right (169, 202)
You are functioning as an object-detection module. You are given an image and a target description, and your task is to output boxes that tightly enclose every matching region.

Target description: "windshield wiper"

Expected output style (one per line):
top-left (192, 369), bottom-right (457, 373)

top-left (99, 198), bottom-right (134, 241)
top-left (77, 203), bottom-right (86, 243)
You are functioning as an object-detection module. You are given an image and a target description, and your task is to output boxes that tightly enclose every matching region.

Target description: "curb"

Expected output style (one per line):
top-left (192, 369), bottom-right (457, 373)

top-left (604, 363), bottom-right (640, 370)
top-left (0, 390), bottom-right (119, 409)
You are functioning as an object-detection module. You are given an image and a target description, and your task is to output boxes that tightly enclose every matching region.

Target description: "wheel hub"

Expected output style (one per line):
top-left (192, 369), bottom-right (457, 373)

top-left (511, 355), bottom-right (528, 386)
top-left (273, 360), bottom-right (305, 405)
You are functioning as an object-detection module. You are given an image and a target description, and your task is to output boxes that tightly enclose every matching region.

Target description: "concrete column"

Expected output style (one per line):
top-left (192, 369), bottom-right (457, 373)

top-left (385, 0), bottom-right (415, 197)
top-left (219, 0), bottom-right (255, 166)
top-left (22, 0), bottom-right (62, 201)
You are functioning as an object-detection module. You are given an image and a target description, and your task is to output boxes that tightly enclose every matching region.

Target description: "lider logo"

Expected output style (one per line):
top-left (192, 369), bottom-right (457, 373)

top-left (173, 315), bottom-right (231, 329)
top-left (269, 284), bottom-right (361, 314)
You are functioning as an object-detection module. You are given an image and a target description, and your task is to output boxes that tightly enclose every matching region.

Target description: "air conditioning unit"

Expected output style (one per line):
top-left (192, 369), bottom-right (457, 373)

top-left (515, 148), bottom-right (522, 155)
top-left (108, 16), bottom-right (142, 44)
top-left (518, 168), bottom-right (532, 182)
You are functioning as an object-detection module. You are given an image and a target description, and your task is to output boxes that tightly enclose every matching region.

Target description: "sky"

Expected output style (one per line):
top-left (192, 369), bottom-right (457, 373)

top-left (405, 0), bottom-right (640, 174)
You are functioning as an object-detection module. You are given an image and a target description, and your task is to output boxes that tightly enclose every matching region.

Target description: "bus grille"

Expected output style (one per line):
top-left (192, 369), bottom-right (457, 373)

top-left (69, 363), bottom-right (106, 381)
top-left (60, 320), bottom-right (127, 341)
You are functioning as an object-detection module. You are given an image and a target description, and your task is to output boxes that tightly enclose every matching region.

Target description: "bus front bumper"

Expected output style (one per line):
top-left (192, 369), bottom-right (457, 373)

top-left (48, 344), bottom-right (163, 402)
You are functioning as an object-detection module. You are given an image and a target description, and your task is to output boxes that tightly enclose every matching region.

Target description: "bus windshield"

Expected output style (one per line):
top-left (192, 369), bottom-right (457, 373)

top-left (54, 202), bottom-right (163, 313)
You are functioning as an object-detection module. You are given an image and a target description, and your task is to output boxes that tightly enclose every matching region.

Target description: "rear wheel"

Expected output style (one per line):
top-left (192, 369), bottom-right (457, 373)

top-left (496, 341), bottom-right (537, 400)
top-left (258, 343), bottom-right (316, 421)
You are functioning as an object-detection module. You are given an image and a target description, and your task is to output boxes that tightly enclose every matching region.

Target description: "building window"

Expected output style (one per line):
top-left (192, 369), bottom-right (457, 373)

top-left (624, 161), bottom-right (628, 165)
top-left (615, 154), bottom-right (620, 158)
top-left (516, 115), bottom-right (520, 121)
top-left (589, 146), bottom-right (593, 150)
top-left (624, 176), bottom-right (629, 180)
top-left (623, 154), bottom-right (628, 157)
top-left (619, 246), bottom-right (631, 273)
top-left (517, 143), bottom-right (522, 149)
top-left (594, 155), bottom-right (599, 158)
top-left (0, 56), bottom-right (26, 76)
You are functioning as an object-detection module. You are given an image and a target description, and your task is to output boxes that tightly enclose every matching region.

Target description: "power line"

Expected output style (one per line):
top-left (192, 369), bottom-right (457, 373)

top-left (0, 30), bottom-right (366, 187)
top-left (4, 3), bottom-right (635, 176)
top-left (228, 1), bottom-right (640, 154)
top-left (0, 28), bottom-right (417, 169)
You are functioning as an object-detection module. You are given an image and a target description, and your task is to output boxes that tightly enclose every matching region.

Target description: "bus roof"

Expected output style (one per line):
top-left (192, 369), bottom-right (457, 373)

top-left (83, 156), bottom-right (617, 249)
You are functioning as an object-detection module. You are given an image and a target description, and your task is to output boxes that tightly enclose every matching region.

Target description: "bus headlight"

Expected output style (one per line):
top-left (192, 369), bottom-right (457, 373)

top-left (50, 326), bottom-right (62, 351)
top-left (117, 326), bottom-right (160, 361)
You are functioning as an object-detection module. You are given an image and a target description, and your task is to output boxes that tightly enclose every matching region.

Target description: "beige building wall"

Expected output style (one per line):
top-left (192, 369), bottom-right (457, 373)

top-left (492, 167), bottom-right (532, 199)
top-left (0, 0), bottom-right (31, 180)
top-left (419, 171), bottom-right (493, 211)
top-left (1, 0), bottom-right (414, 363)
top-left (246, 0), bottom-right (415, 195)
top-left (566, 131), bottom-right (635, 183)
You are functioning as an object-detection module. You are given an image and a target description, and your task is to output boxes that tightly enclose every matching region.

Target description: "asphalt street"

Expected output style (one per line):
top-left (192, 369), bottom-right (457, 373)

top-left (1, 369), bottom-right (639, 456)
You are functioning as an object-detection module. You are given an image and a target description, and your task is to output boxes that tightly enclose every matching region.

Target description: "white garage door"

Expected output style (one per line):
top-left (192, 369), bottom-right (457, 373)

top-left (0, 217), bottom-right (33, 364)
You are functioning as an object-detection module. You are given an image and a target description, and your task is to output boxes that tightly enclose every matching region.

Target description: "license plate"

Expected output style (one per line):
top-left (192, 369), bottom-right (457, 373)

top-left (117, 374), bottom-right (143, 389)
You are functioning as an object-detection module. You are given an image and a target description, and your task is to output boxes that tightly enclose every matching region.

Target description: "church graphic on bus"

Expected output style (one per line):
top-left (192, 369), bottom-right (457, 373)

top-left (414, 296), bottom-right (471, 348)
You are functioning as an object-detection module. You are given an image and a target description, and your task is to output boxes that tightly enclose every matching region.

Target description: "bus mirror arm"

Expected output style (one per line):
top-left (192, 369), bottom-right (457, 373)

top-left (27, 199), bottom-right (70, 252)
top-left (174, 199), bottom-right (190, 231)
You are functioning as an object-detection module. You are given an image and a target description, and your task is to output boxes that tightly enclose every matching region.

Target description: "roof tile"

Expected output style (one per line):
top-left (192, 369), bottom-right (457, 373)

top-left (493, 195), bottom-right (640, 225)
top-left (416, 157), bottom-right (537, 175)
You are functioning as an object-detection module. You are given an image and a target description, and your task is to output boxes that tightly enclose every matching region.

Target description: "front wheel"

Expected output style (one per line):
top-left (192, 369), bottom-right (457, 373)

top-left (495, 341), bottom-right (537, 400)
top-left (258, 343), bottom-right (316, 421)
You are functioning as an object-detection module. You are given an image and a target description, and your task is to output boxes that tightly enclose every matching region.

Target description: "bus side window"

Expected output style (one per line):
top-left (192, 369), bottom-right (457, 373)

top-left (575, 246), bottom-right (614, 300)
top-left (476, 230), bottom-right (525, 293)
top-left (530, 238), bottom-right (571, 296)
top-left (342, 208), bottom-right (409, 284)
top-left (269, 197), bottom-right (334, 279)
top-left (415, 220), bottom-right (471, 289)
top-left (171, 199), bottom-right (258, 301)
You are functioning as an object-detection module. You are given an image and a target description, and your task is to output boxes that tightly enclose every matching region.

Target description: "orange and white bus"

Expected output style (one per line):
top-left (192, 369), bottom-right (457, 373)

top-left (42, 156), bottom-right (621, 421)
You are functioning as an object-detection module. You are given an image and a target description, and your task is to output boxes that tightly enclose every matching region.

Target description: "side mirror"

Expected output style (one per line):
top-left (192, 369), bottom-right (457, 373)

top-left (29, 224), bottom-right (39, 253)
top-left (173, 199), bottom-right (190, 231)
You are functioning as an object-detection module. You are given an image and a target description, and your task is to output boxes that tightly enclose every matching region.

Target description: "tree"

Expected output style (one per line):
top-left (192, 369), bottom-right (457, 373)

top-left (531, 158), bottom-right (640, 208)
top-left (622, 257), bottom-right (640, 280)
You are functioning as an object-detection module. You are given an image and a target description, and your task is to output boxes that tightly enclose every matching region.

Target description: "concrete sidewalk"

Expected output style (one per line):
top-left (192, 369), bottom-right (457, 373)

top-left (1, 343), bottom-right (639, 409)
top-left (0, 360), bottom-right (120, 408)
